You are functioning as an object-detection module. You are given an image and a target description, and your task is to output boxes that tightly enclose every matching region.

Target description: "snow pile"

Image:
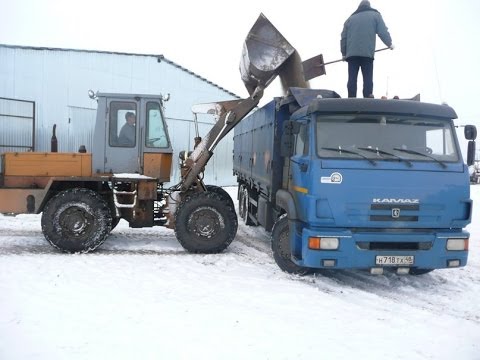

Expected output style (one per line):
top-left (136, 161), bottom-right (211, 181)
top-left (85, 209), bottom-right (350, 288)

top-left (1, 187), bottom-right (479, 359)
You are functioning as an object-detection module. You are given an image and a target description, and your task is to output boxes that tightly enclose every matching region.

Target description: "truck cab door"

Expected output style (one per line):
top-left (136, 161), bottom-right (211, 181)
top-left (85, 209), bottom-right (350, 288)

top-left (104, 98), bottom-right (142, 173)
top-left (290, 123), bottom-right (311, 220)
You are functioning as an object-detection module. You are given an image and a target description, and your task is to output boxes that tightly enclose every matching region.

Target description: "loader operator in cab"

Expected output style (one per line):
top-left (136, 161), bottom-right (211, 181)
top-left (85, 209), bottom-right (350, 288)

top-left (340, 0), bottom-right (393, 98)
top-left (118, 111), bottom-right (136, 146)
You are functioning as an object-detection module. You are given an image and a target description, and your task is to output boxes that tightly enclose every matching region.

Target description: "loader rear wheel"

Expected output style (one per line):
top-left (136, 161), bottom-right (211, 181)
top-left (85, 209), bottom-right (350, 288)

top-left (205, 185), bottom-right (234, 209)
top-left (41, 188), bottom-right (112, 253)
top-left (175, 192), bottom-right (237, 253)
top-left (110, 217), bottom-right (120, 231)
top-left (272, 215), bottom-right (312, 275)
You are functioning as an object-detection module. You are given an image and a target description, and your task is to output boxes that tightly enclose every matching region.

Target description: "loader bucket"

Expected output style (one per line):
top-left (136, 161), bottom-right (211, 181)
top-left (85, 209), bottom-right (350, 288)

top-left (240, 13), bottom-right (296, 96)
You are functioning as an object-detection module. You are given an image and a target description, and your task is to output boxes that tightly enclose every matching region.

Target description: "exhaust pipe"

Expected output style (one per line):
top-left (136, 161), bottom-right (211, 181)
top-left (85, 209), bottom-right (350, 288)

top-left (51, 124), bottom-right (58, 152)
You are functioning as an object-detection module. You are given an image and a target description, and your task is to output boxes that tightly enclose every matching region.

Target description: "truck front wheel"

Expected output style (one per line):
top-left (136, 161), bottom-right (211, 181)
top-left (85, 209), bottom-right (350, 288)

top-left (175, 192), bottom-right (238, 253)
top-left (409, 268), bottom-right (434, 275)
top-left (41, 188), bottom-right (112, 253)
top-left (272, 215), bottom-right (312, 275)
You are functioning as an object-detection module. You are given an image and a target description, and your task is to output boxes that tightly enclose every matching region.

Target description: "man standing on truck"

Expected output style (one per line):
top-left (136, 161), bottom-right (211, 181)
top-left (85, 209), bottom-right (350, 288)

top-left (340, 0), bottom-right (393, 98)
top-left (118, 111), bottom-right (136, 146)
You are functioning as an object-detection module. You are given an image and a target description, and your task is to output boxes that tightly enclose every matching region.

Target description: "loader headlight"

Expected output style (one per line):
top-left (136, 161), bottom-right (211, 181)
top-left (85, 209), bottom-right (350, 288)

top-left (308, 237), bottom-right (339, 250)
top-left (446, 238), bottom-right (469, 251)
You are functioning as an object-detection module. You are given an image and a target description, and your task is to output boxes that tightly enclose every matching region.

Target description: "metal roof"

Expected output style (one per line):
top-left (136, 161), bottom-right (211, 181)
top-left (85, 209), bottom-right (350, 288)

top-left (0, 43), bottom-right (240, 99)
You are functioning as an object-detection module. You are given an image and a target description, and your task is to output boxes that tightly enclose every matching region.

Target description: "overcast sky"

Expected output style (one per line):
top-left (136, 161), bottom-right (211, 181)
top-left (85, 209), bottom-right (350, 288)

top-left (1, 0), bottom-right (479, 126)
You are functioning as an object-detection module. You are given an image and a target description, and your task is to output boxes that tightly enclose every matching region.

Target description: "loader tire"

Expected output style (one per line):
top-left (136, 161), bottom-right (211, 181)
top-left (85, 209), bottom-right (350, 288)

top-left (205, 185), bottom-right (235, 210)
top-left (41, 188), bottom-right (112, 253)
top-left (175, 191), bottom-right (237, 253)
top-left (110, 217), bottom-right (120, 231)
top-left (271, 214), bottom-right (312, 275)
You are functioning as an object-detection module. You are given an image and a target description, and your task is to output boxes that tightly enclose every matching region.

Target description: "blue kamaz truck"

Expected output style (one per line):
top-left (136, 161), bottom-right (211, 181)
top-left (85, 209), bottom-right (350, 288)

top-left (233, 87), bottom-right (477, 275)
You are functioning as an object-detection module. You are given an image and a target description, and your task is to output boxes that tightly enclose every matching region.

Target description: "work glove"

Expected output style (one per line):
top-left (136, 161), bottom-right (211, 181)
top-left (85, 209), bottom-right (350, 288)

top-left (389, 44), bottom-right (395, 50)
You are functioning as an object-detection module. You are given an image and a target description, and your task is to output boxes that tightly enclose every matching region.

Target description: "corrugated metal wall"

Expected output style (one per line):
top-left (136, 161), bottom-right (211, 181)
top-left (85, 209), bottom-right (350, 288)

top-left (0, 97), bottom-right (35, 152)
top-left (0, 45), bottom-right (239, 186)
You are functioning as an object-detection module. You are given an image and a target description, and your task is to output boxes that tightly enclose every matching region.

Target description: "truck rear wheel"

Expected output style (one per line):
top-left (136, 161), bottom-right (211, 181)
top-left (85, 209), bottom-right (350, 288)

top-left (41, 188), bottom-right (112, 253)
top-left (272, 215), bottom-right (312, 275)
top-left (239, 185), bottom-right (255, 225)
top-left (175, 192), bottom-right (237, 253)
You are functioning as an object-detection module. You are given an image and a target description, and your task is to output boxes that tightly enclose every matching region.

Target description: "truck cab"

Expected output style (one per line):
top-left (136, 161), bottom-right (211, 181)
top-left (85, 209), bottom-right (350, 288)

top-left (286, 96), bottom-right (475, 273)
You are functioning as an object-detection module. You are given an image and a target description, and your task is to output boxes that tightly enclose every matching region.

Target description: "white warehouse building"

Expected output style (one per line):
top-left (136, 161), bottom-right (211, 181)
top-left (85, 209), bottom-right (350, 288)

top-left (0, 44), bottom-right (240, 186)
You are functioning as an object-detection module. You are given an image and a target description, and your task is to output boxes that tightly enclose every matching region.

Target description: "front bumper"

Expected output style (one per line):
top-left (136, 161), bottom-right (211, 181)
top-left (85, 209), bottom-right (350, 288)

top-left (292, 227), bottom-right (469, 270)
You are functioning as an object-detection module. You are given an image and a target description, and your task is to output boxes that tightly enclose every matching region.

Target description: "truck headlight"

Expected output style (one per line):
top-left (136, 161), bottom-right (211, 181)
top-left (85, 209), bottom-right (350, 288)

top-left (308, 237), bottom-right (339, 250)
top-left (446, 238), bottom-right (469, 251)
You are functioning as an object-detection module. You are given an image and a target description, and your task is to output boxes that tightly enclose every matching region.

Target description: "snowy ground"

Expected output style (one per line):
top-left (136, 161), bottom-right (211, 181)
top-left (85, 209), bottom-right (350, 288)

top-left (1, 187), bottom-right (480, 360)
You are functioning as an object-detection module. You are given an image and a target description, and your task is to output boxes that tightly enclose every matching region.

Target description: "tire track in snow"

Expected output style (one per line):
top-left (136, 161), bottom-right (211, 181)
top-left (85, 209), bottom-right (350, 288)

top-left (233, 219), bottom-right (480, 324)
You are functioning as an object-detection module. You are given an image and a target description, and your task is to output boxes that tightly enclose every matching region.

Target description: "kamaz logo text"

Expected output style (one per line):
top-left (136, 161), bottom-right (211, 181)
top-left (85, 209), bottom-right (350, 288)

top-left (373, 198), bottom-right (420, 204)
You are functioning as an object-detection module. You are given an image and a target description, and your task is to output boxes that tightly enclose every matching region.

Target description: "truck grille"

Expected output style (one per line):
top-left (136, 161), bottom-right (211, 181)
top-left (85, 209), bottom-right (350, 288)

top-left (370, 203), bottom-right (419, 222)
top-left (357, 241), bottom-right (433, 250)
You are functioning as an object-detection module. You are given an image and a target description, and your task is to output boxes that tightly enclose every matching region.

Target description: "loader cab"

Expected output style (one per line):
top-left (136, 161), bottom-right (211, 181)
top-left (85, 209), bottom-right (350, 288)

top-left (92, 93), bottom-right (173, 181)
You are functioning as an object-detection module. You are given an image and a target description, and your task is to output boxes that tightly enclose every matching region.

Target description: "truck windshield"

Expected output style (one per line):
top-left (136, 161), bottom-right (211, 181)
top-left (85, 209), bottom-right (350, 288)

top-left (316, 114), bottom-right (459, 163)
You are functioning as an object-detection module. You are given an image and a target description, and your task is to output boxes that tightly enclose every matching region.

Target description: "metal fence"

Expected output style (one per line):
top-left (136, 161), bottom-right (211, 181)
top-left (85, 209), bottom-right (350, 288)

top-left (0, 97), bottom-right (35, 152)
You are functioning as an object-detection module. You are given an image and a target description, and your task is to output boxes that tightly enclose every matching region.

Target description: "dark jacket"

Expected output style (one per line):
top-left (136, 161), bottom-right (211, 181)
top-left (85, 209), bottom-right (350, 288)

top-left (340, 4), bottom-right (392, 59)
top-left (118, 123), bottom-right (136, 146)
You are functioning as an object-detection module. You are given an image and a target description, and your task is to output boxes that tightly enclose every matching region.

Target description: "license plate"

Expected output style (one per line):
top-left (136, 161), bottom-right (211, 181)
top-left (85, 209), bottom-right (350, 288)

top-left (375, 255), bottom-right (414, 266)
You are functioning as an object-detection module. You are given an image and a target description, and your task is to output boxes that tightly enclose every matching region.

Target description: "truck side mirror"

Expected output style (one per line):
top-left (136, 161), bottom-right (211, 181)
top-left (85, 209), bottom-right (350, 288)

top-left (464, 125), bottom-right (477, 140)
top-left (467, 141), bottom-right (476, 166)
top-left (281, 121), bottom-right (300, 157)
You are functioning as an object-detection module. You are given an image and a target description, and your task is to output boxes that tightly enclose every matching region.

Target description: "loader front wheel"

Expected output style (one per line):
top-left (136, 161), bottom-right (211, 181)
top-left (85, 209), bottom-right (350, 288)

top-left (175, 192), bottom-right (237, 253)
top-left (41, 188), bottom-right (112, 253)
top-left (272, 215), bottom-right (312, 275)
top-left (205, 185), bottom-right (234, 209)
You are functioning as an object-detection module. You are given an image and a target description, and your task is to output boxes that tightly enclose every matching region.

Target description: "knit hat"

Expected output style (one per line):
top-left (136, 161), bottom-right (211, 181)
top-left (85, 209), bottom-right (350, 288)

top-left (359, 0), bottom-right (370, 7)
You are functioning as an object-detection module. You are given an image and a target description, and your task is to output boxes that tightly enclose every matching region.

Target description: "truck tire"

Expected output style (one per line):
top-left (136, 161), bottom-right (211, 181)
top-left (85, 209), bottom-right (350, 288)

top-left (238, 185), bottom-right (247, 219)
top-left (175, 191), bottom-right (238, 253)
top-left (41, 188), bottom-right (112, 253)
top-left (410, 268), bottom-right (434, 275)
top-left (205, 185), bottom-right (235, 210)
top-left (271, 214), bottom-right (312, 275)
top-left (239, 186), bottom-right (255, 225)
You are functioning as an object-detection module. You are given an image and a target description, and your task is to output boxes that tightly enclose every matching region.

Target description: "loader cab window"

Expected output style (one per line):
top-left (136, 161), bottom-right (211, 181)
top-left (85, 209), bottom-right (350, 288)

top-left (109, 101), bottom-right (137, 147)
top-left (146, 102), bottom-right (169, 148)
